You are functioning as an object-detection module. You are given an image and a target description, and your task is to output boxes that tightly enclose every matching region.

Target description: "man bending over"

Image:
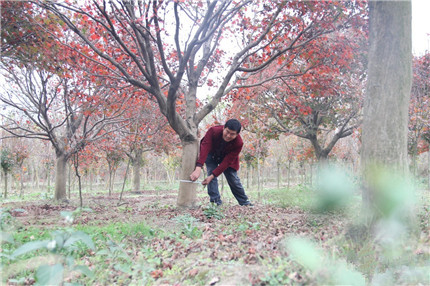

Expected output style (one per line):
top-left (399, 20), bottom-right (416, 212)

top-left (190, 119), bottom-right (252, 206)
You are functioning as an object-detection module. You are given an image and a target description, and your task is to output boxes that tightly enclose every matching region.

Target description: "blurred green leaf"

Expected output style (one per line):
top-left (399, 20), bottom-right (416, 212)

top-left (64, 231), bottom-right (95, 250)
top-left (314, 165), bottom-right (354, 211)
top-left (286, 237), bottom-right (323, 271)
top-left (11, 240), bottom-right (49, 259)
top-left (73, 265), bottom-right (94, 278)
top-left (1, 231), bottom-right (14, 243)
top-left (35, 263), bottom-right (63, 286)
top-left (372, 171), bottom-right (416, 219)
top-left (332, 262), bottom-right (366, 286)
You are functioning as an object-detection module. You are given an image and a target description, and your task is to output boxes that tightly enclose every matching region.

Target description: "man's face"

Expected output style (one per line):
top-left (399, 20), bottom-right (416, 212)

top-left (222, 127), bottom-right (238, 142)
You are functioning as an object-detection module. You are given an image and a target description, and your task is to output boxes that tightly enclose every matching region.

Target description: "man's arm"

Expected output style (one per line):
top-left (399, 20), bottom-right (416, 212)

top-left (190, 127), bottom-right (215, 181)
top-left (195, 127), bottom-right (214, 168)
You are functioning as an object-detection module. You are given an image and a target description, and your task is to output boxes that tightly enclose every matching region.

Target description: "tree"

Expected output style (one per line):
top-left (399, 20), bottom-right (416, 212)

top-left (0, 61), bottom-right (131, 201)
top-left (408, 53), bottom-right (430, 176)
top-left (1, 2), bottom-right (136, 200)
top-left (1, 1), bottom-right (54, 61)
top-left (240, 130), bottom-right (269, 192)
top-left (361, 1), bottom-right (412, 205)
top-left (38, 0), bottom-right (366, 207)
top-left (1, 147), bottom-right (14, 198)
top-left (119, 95), bottom-right (178, 192)
top-left (231, 25), bottom-right (366, 161)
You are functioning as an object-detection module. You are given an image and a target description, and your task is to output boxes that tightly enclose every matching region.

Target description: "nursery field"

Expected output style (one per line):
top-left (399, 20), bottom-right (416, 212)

top-left (1, 184), bottom-right (429, 286)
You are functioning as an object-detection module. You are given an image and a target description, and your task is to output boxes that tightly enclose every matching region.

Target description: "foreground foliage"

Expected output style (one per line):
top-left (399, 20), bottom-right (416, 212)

top-left (1, 181), bottom-right (429, 285)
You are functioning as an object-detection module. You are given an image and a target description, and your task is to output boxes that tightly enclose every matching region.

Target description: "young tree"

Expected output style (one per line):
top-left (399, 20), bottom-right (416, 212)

top-left (38, 0), bottom-right (366, 207)
top-left (0, 147), bottom-right (14, 198)
top-left (361, 1), bottom-right (412, 204)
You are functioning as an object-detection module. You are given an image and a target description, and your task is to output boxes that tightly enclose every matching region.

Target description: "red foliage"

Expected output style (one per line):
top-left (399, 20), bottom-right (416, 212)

top-left (408, 52), bottom-right (430, 155)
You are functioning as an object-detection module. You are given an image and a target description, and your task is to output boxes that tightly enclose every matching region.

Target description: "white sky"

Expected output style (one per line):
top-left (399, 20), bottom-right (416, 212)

top-left (412, 0), bottom-right (430, 55)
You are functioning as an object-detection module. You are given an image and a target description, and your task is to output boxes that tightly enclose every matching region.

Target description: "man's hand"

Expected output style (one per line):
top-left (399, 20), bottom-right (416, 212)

top-left (190, 167), bottom-right (202, 181)
top-left (202, 174), bottom-right (215, 185)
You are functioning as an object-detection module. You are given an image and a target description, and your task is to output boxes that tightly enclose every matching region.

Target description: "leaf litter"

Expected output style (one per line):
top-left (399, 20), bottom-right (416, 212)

top-left (3, 189), bottom-right (428, 285)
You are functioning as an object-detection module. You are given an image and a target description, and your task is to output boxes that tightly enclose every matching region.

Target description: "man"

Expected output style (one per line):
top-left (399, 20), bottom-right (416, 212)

top-left (190, 119), bottom-right (252, 206)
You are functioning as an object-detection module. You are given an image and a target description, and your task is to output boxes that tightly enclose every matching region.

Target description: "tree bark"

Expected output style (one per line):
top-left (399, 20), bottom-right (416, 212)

top-left (54, 153), bottom-right (68, 201)
top-left (361, 1), bottom-right (412, 204)
top-left (176, 140), bottom-right (199, 208)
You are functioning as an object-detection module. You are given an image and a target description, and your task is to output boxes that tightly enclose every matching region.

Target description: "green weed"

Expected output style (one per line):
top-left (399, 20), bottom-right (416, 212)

top-left (202, 203), bottom-right (225, 219)
top-left (174, 214), bottom-right (203, 239)
top-left (3, 226), bottom-right (95, 285)
top-left (237, 220), bottom-right (261, 232)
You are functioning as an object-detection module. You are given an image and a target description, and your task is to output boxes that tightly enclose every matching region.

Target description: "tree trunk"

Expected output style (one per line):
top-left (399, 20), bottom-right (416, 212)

top-left (246, 163), bottom-right (250, 189)
top-left (257, 155), bottom-right (261, 192)
top-left (34, 163), bottom-right (40, 190)
top-left (67, 162), bottom-right (71, 199)
top-left (177, 140), bottom-right (199, 208)
top-left (54, 153), bottom-right (68, 201)
top-left (19, 165), bottom-right (24, 197)
top-left (361, 1), bottom-right (412, 204)
top-left (428, 150), bottom-right (430, 190)
top-left (3, 171), bottom-right (8, 199)
top-left (89, 168), bottom-right (94, 191)
top-left (132, 149), bottom-right (142, 192)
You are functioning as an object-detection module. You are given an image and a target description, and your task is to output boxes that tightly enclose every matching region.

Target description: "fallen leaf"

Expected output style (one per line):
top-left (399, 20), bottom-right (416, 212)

top-left (209, 276), bottom-right (220, 285)
top-left (150, 269), bottom-right (163, 279)
top-left (189, 268), bottom-right (199, 277)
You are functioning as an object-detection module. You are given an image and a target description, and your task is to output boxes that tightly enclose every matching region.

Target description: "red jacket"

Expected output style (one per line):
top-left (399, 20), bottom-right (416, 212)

top-left (196, 125), bottom-right (243, 177)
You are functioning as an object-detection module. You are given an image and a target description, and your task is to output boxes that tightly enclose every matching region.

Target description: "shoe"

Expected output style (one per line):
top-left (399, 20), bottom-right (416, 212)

top-left (210, 200), bottom-right (222, 206)
top-left (241, 202), bottom-right (253, 207)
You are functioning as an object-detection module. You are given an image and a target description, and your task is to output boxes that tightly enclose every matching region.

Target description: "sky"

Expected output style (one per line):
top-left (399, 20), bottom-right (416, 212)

top-left (412, 0), bottom-right (430, 55)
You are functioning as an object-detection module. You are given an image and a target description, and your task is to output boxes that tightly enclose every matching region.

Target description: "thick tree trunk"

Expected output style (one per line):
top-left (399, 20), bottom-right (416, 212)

top-left (361, 1), bottom-right (412, 204)
top-left (177, 140), bottom-right (199, 208)
top-left (54, 153), bottom-right (68, 201)
top-left (132, 149), bottom-right (142, 192)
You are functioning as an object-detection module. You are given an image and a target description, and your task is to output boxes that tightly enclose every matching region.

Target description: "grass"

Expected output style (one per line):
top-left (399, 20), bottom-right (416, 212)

top-left (259, 184), bottom-right (314, 209)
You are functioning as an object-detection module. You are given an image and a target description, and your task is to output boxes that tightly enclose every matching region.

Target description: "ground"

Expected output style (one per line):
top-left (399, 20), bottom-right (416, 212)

top-left (1, 188), bottom-right (429, 285)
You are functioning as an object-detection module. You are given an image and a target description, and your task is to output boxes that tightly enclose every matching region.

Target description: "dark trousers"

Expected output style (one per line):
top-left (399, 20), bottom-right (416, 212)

top-left (205, 154), bottom-right (250, 205)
